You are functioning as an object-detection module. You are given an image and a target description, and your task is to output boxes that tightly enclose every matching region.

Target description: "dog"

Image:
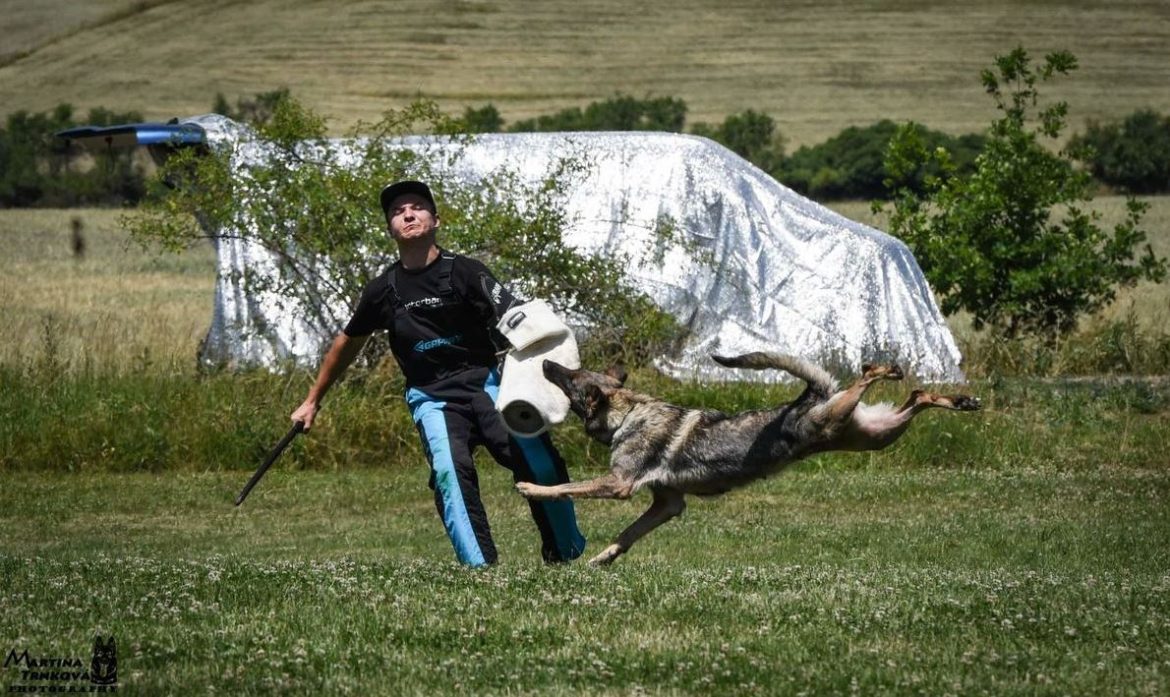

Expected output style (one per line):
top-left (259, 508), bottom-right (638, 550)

top-left (515, 352), bottom-right (981, 565)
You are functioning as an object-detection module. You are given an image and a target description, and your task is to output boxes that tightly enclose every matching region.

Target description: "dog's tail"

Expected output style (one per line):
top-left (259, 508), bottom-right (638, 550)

top-left (711, 352), bottom-right (838, 396)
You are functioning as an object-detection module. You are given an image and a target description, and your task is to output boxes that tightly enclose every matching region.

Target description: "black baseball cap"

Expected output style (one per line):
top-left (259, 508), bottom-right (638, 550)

top-left (380, 180), bottom-right (437, 217)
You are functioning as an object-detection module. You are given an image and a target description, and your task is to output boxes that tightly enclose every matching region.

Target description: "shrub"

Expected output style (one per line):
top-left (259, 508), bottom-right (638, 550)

top-left (690, 109), bottom-right (785, 172)
top-left (1070, 109), bottom-right (1170, 194)
top-left (777, 120), bottom-right (984, 201)
top-left (0, 104), bottom-right (147, 208)
top-left (508, 94), bottom-right (687, 132)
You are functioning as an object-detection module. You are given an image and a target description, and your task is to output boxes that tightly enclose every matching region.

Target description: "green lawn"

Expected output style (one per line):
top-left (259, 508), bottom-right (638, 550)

top-left (3, 464), bottom-right (1168, 695)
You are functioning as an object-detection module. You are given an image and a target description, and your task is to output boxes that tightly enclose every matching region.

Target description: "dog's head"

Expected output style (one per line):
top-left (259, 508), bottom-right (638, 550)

top-left (543, 360), bottom-right (630, 444)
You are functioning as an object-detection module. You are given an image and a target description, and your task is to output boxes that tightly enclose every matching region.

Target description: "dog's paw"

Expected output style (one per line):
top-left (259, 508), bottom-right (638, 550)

top-left (862, 363), bottom-right (903, 380)
top-left (588, 544), bottom-right (623, 566)
top-left (952, 395), bottom-right (982, 411)
top-left (515, 482), bottom-right (539, 498)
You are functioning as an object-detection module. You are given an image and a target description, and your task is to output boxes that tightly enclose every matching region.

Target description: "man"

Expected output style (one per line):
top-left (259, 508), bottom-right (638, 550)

top-left (291, 180), bottom-right (586, 567)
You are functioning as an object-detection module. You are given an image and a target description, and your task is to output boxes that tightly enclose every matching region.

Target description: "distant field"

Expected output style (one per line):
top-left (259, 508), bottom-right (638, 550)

top-left (1, 1), bottom-right (1169, 148)
top-left (0, 0), bottom-right (134, 64)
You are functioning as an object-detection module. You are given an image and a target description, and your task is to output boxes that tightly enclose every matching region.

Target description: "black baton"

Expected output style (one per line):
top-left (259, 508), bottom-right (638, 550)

top-left (234, 421), bottom-right (305, 506)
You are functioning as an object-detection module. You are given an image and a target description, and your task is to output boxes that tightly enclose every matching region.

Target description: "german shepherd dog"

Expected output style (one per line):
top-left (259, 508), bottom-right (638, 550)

top-left (516, 353), bottom-right (981, 565)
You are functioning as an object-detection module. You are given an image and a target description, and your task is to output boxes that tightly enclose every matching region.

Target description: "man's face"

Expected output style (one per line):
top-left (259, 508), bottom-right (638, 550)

top-left (386, 193), bottom-right (439, 242)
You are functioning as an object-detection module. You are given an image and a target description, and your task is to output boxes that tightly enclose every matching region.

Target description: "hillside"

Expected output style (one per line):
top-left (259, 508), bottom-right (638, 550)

top-left (1, 0), bottom-right (1168, 148)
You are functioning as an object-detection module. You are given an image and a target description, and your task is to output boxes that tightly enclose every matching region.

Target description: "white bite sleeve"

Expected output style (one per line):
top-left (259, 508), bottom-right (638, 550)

top-left (494, 300), bottom-right (580, 437)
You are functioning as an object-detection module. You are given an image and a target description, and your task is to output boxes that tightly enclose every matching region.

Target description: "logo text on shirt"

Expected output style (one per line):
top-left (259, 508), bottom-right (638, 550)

top-left (404, 297), bottom-right (443, 310)
top-left (414, 334), bottom-right (463, 353)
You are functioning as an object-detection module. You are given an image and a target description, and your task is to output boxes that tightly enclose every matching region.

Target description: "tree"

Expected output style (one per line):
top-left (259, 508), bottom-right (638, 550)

top-left (459, 104), bottom-right (504, 133)
top-left (508, 94), bottom-right (688, 133)
top-left (126, 97), bottom-right (684, 367)
top-left (879, 48), bottom-right (1167, 337)
top-left (1070, 109), bottom-right (1170, 194)
top-left (778, 120), bottom-right (984, 201)
top-left (691, 109), bottom-right (784, 171)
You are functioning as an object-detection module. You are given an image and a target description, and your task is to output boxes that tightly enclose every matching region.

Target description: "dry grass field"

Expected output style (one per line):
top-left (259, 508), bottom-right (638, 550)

top-left (0, 208), bottom-right (216, 373)
top-left (1, 1), bottom-right (1168, 148)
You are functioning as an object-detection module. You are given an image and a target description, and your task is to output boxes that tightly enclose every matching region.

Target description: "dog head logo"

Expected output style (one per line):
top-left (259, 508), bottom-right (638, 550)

top-left (90, 635), bottom-right (117, 685)
top-left (542, 360), bottom-right (629, 444)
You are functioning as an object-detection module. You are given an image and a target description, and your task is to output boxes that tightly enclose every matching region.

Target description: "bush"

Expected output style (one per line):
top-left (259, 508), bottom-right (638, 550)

top-left (458, 104), bottom-right (504, 133)
top-left (508, 94), bottom-right (687, 132)
top-left (1070, 109), bottom-right (1170, 194)
top-left (0, 104), bottom-right (147, 208)
top-left (777, 120), bottom-right (984, 201)
top-left (212, 88), bottom-right (292, 128)
top-left (690, 109), bottom-right (784, 172)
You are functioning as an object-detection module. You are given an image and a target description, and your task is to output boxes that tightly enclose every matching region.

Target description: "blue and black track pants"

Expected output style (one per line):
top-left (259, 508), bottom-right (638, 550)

top-left (405, 370), bottom-right (586, 567)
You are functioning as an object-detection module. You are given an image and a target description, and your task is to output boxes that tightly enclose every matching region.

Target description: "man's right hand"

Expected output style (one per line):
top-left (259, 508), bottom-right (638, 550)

top-left (291, 399), bottom-right (320, 432)
top-left (289, 332), bottom-right (370, 434)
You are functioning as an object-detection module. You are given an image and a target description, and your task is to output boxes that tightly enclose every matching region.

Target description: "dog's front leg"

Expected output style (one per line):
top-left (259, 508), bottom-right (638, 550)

top-left (516, 473), bottom-right (632, 501)
top-left (590, 489), bottom-right (686, 566)
top-left (815, 363), bottom-right (904, 427)
top-left (845, 389), bottom-right (983, 450)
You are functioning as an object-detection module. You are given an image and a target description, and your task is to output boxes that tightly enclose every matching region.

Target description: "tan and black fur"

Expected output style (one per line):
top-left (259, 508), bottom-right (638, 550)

top-left (516, 352), bottom-right (981, 565)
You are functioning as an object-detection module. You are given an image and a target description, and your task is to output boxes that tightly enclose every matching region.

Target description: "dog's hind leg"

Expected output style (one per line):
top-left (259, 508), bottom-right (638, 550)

top-left (589, 489), bottom-right (686, 566)
top-left (516, 473), bottom-right (633, 501)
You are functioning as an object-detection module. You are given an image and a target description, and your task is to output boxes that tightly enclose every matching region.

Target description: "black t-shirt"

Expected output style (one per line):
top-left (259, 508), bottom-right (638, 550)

top-left (343, 250), bottom-right (519, 387)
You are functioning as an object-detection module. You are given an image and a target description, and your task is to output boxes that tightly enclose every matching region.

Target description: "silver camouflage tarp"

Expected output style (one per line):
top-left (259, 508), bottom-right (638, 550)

top-left (187, 114), bottom-right (964, 383)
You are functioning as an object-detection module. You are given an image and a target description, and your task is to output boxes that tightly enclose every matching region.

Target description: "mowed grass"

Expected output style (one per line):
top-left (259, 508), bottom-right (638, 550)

top-left (3, 464), bottom-right (1170, 695)
top-left (2, 208), bottom-right (1169, 694)
top-left (2, 1), bottom-right (1169, 148)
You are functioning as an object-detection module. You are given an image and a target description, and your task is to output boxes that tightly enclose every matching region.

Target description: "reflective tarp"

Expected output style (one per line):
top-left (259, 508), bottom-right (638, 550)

top-left (186, 114), bottom-right (964, 383)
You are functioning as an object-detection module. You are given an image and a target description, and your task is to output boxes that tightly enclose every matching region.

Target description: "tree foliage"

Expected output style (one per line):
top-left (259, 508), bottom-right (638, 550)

top-left (880, 48), bottom-right (1167, 337)
top-left (779, 120), bottom-right (984, 201)
top-left (691, 109), bottom-right (785, 172)
top-left (126, 96), bottom-right (684, 367)
top-left (0, 104), bottom-right (147, 207)
top-left (508, 94), bottom-right (687, 133)
top-left (1069, 109), bottom-right (1170, 194)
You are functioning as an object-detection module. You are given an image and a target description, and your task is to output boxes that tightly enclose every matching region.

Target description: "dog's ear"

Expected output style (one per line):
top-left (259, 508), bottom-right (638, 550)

top-left (606, 364), bottom-right (627, 385)
top-left (584, 383), bottom-right (607, 417)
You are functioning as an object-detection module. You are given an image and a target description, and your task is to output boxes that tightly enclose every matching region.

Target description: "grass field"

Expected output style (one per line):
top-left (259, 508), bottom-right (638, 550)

top-left (2, 1), bottom-right (1169, 148)
top-left (3, 464), bottom-right (1170, 695)
top-left (2, 207), bottom-right (1169, 693)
